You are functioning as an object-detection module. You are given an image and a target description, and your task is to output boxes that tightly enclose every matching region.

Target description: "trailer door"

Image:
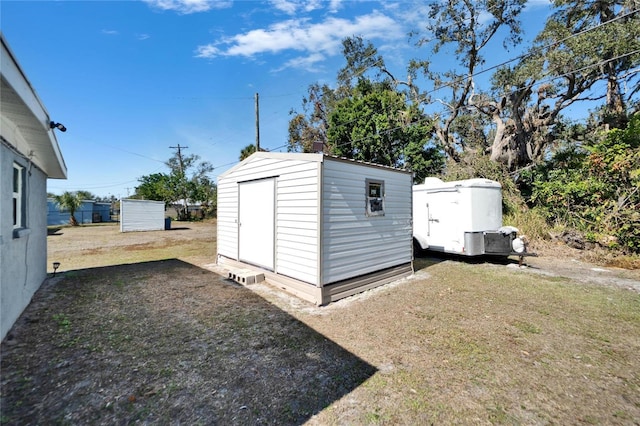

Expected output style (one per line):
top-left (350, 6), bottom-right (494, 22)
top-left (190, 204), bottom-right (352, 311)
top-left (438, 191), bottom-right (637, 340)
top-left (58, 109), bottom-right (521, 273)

top-left (426, 190), bottom-right (461, 252)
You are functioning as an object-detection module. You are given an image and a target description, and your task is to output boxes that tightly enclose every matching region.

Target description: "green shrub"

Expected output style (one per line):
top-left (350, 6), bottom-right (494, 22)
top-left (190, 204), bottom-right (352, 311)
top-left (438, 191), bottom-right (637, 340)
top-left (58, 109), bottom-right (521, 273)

top-left (529, 114), bottom-right (640, 254)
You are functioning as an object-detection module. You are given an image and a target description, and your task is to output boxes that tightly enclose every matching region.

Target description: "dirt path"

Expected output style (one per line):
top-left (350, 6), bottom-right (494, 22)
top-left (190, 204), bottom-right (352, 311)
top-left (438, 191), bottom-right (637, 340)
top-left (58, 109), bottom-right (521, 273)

top-left (523, 243), bottom-right (640, 293)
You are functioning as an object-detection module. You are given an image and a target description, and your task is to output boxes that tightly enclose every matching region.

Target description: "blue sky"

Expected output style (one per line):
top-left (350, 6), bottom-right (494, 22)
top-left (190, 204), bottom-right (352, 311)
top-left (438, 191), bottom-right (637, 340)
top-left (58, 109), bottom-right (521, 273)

top-left (1, 0), bottom-right (551, 199)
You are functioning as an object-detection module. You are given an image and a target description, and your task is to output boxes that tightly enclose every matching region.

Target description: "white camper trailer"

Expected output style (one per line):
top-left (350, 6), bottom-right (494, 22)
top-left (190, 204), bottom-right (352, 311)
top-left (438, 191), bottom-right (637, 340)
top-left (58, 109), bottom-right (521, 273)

top-left (412, 177), bottom-right (527, 257)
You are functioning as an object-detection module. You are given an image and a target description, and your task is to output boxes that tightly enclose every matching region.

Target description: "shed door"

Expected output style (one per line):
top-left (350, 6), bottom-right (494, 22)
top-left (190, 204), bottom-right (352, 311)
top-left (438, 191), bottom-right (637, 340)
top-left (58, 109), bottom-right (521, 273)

top-left (238, 178), bottom-right (275, 270)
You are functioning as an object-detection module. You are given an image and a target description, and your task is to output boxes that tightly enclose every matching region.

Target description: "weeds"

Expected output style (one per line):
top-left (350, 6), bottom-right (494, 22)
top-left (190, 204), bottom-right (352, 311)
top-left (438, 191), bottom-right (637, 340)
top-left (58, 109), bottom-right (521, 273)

top-left (52, 313), bottom-right (71, 334)
top-left (504, 206), bottom-right (554, 241)
top-left (512, 320), bottom-right (541, 334)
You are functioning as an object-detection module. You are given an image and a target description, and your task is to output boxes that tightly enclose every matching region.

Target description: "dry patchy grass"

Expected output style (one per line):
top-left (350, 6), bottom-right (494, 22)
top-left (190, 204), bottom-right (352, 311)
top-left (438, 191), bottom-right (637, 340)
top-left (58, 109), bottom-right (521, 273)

top-left (2, 220), bottom-right (640, 424)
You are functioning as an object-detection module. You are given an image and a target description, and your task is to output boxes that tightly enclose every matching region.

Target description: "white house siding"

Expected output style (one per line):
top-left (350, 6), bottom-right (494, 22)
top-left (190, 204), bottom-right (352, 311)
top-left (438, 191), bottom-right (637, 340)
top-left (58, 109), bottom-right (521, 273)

top-left (1, 144), bottom-right (48, 341)
top-left (120, 199), bottom-right (165, 232)
top-left (321, 159), bottom-right (413, 285)
top-left (217, 154), bottom-right (320, 285)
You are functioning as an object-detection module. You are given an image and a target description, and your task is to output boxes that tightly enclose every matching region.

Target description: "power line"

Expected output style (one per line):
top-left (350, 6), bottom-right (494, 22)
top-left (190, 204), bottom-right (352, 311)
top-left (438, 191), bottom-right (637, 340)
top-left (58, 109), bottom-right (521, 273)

top-left (48, 165), bottom-right (167, 192)
top-left (218, 44), bottom-right (640, 176)
top-left (451, 8), bottom-right (640, 85)
top-left (172, 92), bottom-right (302, 101)
top-left (346, 6), bottom-right (638, 95)
top-left (414, 9), bottom-right (640, 101)
top-left (294, 45), bottom-right (640, 150)
top-left (291, 8), bottom-right (639, 139)
top-left (320, 48), bottom-right (640, 153)
top-left (101, 143), bottom-right (166, 164)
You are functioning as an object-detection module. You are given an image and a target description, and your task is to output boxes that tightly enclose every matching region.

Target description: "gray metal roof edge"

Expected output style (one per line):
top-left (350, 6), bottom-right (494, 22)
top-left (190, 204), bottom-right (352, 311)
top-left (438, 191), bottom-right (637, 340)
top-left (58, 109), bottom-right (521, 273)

top-left (120, 198), bottom-right (165, 204)
top-left (322, 154), bottom-right (412, 174)
top-left (218, 151), bottom-right (411, 179)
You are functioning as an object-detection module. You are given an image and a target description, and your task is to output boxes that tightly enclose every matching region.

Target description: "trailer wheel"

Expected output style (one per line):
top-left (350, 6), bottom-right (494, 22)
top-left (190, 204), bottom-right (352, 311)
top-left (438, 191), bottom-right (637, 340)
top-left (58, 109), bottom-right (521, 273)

top-left (413, 238), bottom-right (424, 256)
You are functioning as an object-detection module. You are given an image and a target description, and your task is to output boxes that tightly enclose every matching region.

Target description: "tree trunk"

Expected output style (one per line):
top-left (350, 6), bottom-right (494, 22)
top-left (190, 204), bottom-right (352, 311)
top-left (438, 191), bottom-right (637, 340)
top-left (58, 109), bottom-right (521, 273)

top-left (435, 125), bottom-right (460, 162)
top-left (604, 72), bottom-right (626, 130)
top-left (489, 110), bottom-right (509, 163)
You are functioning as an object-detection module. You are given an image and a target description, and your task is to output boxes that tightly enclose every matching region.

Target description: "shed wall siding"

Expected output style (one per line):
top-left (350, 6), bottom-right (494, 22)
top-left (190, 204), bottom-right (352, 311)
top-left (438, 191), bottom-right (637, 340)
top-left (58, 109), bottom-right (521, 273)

top-left (120, 199), bottom-right (165, 232)
top-left (217, 156), bottom-right (320, 285)
top-left (47, 199), bottom-right (97, 225)
top-left (216, 178), bottom-right (239, 259)
top-left (94, 203), bottom-right (111, 222)
top-left (321, 159), bottom-right (412, 285)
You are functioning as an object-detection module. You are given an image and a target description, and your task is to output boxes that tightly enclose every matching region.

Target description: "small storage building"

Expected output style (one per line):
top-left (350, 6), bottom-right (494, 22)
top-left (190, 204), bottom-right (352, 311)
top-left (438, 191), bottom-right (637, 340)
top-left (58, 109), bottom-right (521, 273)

top-left (120, 199), bottom-right (165, 232)
top-left (217, 152), bottom-right (413, 305)
top-left (47, 199), bottom-right (104, 225)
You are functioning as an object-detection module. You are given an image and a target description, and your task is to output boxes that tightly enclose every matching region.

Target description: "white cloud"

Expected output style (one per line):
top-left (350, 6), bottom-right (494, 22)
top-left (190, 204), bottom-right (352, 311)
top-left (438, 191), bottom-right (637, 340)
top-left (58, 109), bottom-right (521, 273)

top-left (195, 44), bottom-right (221, 57)
top-left (102, 29), bottom-right (119, 35)
top-left (303, 0), bottom-right (324, 13)
top-left (137, 33), bottom-right (151, 40)
top-left (270, 0), bottom-right (298, 15)
top-left (274, 52), bottom-right (327, 73)
top-left (327, 0), bottom-right (343, 13)
top-left (269, 0), bottom-right (325, 15)
top-left (143, 0), bottom-right (232, 14)
top-left (195, 11), bottom-right (403, 71)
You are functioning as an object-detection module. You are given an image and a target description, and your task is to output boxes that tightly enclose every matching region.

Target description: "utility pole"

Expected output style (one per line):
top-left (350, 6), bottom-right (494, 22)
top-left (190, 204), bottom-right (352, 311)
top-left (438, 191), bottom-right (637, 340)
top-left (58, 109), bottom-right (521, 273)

top-left (169, 144), bottom-right (188, 174)
top-left (255, 92), bottom-right (260, 151)
top-left (169, 144), bottom-right (188, 220)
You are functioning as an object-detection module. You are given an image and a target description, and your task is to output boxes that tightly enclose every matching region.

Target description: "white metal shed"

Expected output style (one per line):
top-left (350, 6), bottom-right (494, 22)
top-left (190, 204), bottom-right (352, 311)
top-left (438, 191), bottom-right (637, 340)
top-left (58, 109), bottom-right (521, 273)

top-left (120, 199), bottom-right (165, 232)
top-left (217, 152), bottom-right (414, 305)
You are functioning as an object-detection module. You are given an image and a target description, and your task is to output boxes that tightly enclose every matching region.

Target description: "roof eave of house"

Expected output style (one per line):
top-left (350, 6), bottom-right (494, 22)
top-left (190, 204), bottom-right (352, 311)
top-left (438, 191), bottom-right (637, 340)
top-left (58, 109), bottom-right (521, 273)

top-left (1, 33), bottom-right (67, 179)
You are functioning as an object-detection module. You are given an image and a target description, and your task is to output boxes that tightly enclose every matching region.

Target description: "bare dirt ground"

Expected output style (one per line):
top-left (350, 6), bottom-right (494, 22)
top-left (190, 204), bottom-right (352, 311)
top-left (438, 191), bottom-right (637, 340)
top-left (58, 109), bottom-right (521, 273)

top-left (2, 221), bottom-right (639, 424)
top-left (516, 242), bottom-right (640, 293)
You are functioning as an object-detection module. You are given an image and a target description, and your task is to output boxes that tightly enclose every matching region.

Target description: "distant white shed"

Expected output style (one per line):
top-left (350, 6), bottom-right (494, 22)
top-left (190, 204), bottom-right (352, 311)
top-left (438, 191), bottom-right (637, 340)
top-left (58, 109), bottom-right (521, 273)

top-left (120, 199), bottom-right (165, 232)
top-left (217, 152), bottom-right (413, 305)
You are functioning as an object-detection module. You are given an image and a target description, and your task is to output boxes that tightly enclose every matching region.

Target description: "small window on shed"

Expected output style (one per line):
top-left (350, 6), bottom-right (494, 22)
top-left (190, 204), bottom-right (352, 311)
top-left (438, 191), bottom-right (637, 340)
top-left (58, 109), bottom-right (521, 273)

top-left (366, 179), bottom-right (384, 217)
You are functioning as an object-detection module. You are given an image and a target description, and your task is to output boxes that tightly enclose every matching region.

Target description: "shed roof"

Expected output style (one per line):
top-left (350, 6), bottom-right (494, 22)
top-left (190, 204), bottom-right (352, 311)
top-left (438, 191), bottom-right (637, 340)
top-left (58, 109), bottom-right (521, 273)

top-left (219, 151), bottom-right (411, 179)
top-left (1, 34), bottom-right (67, 179)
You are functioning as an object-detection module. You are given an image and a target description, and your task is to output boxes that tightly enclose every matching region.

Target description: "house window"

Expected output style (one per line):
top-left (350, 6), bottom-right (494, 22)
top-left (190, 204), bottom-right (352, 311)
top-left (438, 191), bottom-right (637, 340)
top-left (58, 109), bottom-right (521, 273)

top-left (13, 163), bottom-right (25, 229)
top-left (366, 178), bottom-right (385, 217)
